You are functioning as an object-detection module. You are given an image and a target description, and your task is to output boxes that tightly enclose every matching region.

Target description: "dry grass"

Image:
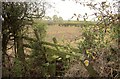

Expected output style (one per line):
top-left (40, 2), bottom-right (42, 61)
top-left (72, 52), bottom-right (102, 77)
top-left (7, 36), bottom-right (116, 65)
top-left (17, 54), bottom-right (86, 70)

top-left (45, 25), bottom-right (82, 47)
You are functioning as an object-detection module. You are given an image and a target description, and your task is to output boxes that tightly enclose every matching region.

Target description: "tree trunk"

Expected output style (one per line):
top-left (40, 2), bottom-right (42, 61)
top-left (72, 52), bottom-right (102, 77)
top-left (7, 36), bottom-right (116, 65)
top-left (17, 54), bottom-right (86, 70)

top-left (16, 30), bottom-right (26, 76)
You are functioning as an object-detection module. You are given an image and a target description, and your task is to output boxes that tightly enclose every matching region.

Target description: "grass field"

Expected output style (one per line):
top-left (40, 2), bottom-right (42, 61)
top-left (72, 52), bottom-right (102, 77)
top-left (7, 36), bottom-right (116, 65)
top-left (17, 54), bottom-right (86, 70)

top-left (45, 25), bottom-right (82, 47)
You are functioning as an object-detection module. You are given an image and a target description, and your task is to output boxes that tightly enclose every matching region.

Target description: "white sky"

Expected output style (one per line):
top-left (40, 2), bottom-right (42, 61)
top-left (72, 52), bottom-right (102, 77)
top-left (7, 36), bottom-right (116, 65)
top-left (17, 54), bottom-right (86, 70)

top-left (46, 0), bottom-right (93, 20)
top-left (45, 0), bottom-right (116, 20)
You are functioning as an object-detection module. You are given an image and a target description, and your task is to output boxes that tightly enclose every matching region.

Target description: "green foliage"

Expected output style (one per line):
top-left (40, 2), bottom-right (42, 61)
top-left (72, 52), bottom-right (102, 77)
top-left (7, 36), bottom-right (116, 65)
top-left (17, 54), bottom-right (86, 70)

top-left (33, 22), bottom-right (47, 40)
top-left (12, 58), bottom-right (23, 77)
top-left (2, 2), bottom-right (48, 77)
top-left (3, 0), bottom-right (119, 77)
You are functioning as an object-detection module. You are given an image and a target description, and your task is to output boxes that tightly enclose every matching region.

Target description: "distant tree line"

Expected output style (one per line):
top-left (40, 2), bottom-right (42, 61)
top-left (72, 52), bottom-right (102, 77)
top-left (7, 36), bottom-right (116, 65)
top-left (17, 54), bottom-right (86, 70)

top-left (44, 15), bottom-right (63, 22)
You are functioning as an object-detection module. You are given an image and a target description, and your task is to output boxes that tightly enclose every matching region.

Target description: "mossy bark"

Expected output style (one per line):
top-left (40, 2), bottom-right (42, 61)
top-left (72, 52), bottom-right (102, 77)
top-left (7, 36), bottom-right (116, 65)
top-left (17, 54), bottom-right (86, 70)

top-left (16, 30), bottom-right (26, 76)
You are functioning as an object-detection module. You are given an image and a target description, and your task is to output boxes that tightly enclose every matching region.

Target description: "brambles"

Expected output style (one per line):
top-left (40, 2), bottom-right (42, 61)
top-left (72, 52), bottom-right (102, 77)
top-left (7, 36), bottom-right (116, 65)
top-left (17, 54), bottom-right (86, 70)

top-left (2, 0), bottom-right (119, 78)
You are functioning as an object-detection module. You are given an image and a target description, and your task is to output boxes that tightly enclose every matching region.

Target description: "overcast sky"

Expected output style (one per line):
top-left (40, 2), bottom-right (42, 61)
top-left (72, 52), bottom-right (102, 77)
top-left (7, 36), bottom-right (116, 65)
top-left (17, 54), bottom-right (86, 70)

top-left (45, 0), bottom-right (116, 21)
top-left (46, 0), bottom-right (93, 20)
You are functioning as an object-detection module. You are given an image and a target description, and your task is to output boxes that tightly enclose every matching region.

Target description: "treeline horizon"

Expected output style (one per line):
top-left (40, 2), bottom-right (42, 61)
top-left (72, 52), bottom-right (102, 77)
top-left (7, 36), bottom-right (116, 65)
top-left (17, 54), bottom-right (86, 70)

top-left (34, 18), bottom-right (96, 27)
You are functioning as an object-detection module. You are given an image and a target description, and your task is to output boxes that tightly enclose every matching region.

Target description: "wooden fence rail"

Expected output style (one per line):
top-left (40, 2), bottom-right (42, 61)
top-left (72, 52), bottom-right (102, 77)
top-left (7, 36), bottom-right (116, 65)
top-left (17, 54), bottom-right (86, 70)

top-left (23, 36), bottom-right (99, 77)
